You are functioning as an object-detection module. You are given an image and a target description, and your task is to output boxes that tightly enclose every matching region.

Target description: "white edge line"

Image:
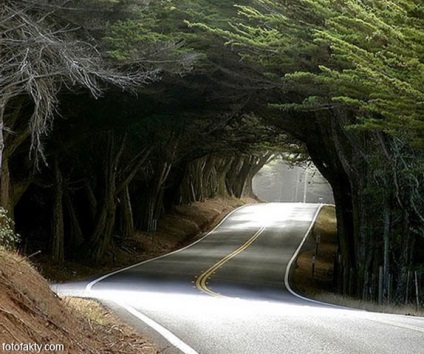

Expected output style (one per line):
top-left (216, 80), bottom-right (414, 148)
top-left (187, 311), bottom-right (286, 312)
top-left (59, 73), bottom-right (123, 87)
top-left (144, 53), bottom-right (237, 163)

top-left (86, 203), bottom-right (249, 291)
top-left (284, 204), bottom-right (348, 309)
top-left (116, 300), bottom-right (199, 354)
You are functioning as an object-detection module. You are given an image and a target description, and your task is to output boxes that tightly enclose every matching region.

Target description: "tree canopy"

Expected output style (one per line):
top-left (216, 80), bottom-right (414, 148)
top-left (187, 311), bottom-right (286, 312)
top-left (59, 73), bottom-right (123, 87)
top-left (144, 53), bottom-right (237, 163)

top-left (192, 0), bottom-right (424, 149)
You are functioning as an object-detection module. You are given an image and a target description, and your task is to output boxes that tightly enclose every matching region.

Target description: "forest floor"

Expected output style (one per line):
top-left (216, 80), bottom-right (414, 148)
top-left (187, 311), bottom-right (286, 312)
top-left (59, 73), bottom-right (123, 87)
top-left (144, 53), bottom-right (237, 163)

top-left (2, 200), bottom-right (422, 354)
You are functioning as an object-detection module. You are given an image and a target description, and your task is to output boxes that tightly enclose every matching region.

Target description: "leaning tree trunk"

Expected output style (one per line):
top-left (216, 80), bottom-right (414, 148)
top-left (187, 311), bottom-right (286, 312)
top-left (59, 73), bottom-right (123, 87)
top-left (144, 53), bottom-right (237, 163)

top-left (0, 97), bottom-right (30, 220)
top-left (0, 158), bottom-right (12, 216)
top-left (216, 157), bottom-right (233, 197)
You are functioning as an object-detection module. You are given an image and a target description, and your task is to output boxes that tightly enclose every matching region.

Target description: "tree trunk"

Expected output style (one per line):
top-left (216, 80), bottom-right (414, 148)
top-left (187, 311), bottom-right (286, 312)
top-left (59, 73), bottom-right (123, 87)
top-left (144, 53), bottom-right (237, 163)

top-left (87, 131), bottom-right (125, 262)
top-left (64, 189), bottom-right (84, 250)
top-left (0, 157), bottom-right (12, 217)
top-left (51, 159), bottom-right (64, 261)
top-left (119, 186), bottom-right (135, 238)
top-left (216, 157), bottom-right (233, 197)
top-left (243, 153), bottom-right (274, 198)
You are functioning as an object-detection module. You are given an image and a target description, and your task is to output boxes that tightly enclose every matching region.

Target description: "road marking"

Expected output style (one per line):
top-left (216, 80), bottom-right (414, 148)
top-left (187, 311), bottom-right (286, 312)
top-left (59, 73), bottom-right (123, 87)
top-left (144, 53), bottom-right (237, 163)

top-left (283, 204), bottom-right (365, 310)
top-left (282, 204), bottom-right (346, 307)
top-left (363, 316), bottom-right (424, 334)
top-left (195, 226), bottom-right (267, 297)
top-left (85, 204), bottom-right (249, 292)
top-left (116, 301), bottom-right (199, 354)
top-left (83, 204), bottom-right (249, 354)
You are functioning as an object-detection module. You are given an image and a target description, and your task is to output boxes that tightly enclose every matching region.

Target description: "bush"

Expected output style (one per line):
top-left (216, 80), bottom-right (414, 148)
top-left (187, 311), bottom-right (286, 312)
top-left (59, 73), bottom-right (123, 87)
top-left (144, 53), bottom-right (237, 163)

top-left (0, 208), bottom-right (20, 250)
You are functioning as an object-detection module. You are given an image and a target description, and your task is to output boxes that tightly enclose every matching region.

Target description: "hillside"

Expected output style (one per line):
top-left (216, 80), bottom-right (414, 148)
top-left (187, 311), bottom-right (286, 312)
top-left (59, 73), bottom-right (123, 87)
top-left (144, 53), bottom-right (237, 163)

top-left (0, 248), bottom-right (156, 354)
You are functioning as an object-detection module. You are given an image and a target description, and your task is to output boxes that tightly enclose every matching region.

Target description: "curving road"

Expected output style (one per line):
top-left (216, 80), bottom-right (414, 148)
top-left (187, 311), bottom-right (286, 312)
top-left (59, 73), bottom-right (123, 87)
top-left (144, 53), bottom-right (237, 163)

top-left (53, 203), bottom-right (424, 354)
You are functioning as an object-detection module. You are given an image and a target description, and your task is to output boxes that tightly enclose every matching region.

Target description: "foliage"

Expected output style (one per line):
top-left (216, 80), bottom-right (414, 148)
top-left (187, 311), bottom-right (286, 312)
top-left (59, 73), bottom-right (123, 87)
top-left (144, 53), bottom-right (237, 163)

top-left (185, 0), bottom-right (424, 301)
top-left (102, 3), bottom-right (199, 74)
top-left (194, 0), bottom-right (424, 150)
top-left (0, 208), bottom-right (20, 251)
top-left (310, 0), bottom-right (424, 149)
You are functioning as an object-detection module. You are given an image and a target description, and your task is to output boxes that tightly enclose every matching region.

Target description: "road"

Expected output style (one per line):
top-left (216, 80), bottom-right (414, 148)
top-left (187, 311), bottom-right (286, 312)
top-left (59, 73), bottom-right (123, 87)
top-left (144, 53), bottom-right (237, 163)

top-left (53, 203), bottom-right (424, 354)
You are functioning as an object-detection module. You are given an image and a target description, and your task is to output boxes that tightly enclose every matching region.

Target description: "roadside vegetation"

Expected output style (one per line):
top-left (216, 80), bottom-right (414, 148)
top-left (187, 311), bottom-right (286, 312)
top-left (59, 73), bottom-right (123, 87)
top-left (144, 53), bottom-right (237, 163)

top-left (293, 205), bottom-right (424, 316)
top-left (38, 197), bottom-right (251, 282)
top-left (1, 195), bottom-right (422, 354)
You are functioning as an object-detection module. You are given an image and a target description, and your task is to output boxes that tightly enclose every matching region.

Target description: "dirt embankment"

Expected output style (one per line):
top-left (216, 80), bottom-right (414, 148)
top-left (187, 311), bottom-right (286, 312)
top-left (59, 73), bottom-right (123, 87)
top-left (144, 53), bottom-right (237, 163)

top-left (0, 249), bottom-right (156, 354)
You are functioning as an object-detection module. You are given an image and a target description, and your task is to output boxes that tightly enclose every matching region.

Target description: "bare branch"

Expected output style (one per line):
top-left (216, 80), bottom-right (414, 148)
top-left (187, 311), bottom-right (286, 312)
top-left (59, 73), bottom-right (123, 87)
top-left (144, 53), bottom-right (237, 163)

top-left (0, 1), bottom-right (158, 164)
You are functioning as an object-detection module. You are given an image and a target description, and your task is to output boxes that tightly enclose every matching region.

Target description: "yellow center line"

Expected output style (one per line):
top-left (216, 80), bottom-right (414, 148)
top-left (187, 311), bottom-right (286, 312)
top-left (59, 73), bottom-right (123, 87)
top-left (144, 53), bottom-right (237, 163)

top-left (195, 226), bottom-right (267, 297)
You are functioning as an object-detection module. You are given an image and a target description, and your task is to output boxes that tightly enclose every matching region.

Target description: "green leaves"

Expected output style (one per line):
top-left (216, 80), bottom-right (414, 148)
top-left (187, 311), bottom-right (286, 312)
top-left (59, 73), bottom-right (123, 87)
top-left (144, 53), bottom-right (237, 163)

top-left (202, 0), bottom-right (424, 149)
top-left (102, 3), bottom-right (199, 74)
top-left (308, 1), bottom-right (424, 146)
top-left (0, 208), bottom-right (20, 251)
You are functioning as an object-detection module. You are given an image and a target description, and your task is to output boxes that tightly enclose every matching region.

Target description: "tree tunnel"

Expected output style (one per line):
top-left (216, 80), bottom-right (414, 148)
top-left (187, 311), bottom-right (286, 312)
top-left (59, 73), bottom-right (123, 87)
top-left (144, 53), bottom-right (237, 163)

top-left (2, 0), bottom-right (423, 307)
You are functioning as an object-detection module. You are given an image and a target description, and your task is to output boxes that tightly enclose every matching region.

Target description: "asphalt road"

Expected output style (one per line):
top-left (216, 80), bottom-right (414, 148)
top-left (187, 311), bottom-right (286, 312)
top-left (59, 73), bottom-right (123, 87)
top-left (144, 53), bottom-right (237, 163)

top-left (53, 203), bottom-right (424, 354)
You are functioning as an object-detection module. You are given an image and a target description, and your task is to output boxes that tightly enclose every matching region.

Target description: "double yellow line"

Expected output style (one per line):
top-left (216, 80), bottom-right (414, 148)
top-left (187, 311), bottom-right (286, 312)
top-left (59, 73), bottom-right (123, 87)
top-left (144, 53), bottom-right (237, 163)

top-left (195, 226), bottom-right (267, 297)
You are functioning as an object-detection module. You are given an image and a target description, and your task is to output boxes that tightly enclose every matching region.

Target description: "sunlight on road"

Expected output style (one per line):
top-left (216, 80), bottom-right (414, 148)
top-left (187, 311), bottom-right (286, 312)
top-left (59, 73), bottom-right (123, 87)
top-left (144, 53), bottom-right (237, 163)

top-left (226, 203), bottom-right (314, 229)
top-left (89, 288), bottom-right (347, 320)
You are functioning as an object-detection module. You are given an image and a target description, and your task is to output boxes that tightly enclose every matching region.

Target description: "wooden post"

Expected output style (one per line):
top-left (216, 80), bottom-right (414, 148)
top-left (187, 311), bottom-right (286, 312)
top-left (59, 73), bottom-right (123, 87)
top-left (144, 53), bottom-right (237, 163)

top-left (312, 255), bottom-right (316, 279)
top-left (315, 232), bottom-right (320, 256)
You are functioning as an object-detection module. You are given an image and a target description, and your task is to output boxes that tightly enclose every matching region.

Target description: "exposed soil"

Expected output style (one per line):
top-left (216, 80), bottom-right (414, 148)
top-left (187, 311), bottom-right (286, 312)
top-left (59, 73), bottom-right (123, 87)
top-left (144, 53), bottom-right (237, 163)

top-left (0, 248), bottom-right (156, 354)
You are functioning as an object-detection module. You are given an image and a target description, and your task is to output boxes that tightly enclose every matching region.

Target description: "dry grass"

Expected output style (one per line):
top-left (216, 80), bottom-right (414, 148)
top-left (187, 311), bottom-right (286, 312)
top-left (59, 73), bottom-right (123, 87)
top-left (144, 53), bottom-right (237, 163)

top-left (293, 205), bottom-right (424, 317)
top-left (314, 292), bottom-right (424, 317)
top-left (64, 298), bottom-right (157, 353)
top-left (292, 205), bottom-right (338, 295)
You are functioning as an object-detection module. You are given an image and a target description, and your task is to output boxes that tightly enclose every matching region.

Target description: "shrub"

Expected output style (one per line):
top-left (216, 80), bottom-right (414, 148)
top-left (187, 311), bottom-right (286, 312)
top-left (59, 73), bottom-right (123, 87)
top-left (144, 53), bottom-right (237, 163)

top-left (0, 208), bottom-right (20, 250)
